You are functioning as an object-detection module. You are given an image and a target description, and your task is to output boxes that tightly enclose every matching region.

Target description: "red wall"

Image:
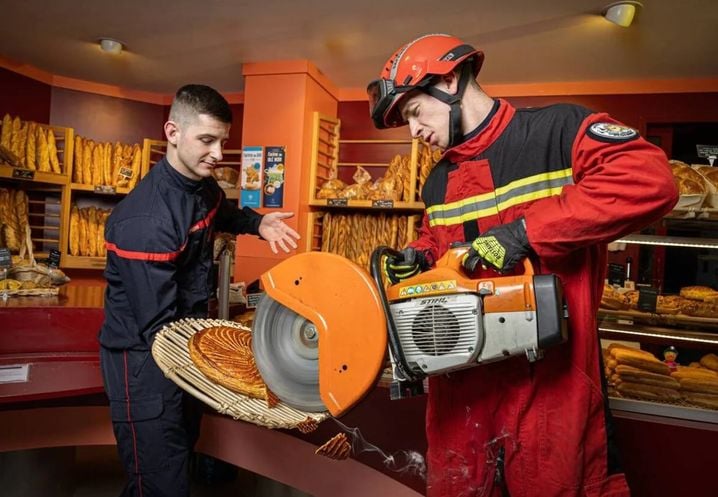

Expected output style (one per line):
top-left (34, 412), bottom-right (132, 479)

top-left (0, 67), bottom-right (51, 123)
top-left (49, 87), bottom-right (165, 144)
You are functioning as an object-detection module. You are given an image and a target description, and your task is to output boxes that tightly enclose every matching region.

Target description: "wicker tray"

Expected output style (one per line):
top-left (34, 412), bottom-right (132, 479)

top-left (152, 318), bottom-right (330, 429)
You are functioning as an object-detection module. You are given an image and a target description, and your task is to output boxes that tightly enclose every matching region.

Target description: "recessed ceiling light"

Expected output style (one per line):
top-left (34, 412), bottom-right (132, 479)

top-left (603, 1), bottom-right (643, 28)
top-left (98, 38), bottom-right (124, 54)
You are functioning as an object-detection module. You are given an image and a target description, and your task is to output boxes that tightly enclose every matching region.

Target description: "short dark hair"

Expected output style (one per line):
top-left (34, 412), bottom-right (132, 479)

top-left (169, 84), bottom-right (232, 124)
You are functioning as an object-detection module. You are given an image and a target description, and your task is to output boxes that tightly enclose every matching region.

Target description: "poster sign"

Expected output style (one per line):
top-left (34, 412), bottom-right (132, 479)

top-left (240, 146), bottom-right (263, 208)
top-left (262, 146), bottom-right (286, 208)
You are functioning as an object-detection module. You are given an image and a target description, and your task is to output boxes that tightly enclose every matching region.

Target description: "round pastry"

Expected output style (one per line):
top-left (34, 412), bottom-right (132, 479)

top-left (188, 325), bottom-right (278, 405)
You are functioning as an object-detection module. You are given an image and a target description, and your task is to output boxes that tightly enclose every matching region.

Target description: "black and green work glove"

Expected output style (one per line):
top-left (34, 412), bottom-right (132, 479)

top-left (462, 218), bottom-right (531, 273)
top-left (384, 247), bottom-right (430, 284)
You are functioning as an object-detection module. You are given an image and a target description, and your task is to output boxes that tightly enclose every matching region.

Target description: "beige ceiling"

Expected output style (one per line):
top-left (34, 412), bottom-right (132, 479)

top-left (1, 0), bottom-right (717, 96)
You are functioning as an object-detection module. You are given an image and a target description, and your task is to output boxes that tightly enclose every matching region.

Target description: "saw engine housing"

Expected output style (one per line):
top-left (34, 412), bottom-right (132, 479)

top-left (373, 246), bottom-right (568, 387)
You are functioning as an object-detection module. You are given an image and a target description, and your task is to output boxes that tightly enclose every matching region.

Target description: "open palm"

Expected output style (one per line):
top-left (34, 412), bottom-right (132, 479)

top-left (258, 212), bottom-right (300, 254)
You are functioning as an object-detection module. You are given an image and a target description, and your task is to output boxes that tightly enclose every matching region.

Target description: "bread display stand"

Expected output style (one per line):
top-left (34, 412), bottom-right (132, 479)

top-left (152, 318), bottom-right (329, 429)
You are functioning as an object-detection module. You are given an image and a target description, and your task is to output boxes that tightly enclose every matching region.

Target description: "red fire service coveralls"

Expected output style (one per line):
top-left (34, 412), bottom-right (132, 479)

top-left (409, 99), bottom-right (678, 497)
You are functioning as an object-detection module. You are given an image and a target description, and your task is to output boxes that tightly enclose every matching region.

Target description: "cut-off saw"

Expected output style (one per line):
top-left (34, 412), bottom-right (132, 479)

top-left (252, 246), bottom-right (568, 417)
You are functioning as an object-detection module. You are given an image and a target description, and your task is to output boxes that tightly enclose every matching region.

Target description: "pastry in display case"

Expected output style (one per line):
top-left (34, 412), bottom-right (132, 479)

top-left (599, 207), bottom-right (718, 422)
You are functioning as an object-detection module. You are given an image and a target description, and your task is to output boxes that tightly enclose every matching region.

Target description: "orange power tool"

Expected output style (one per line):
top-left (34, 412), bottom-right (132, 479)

top-left (252, 246), bottom-right (568, 417)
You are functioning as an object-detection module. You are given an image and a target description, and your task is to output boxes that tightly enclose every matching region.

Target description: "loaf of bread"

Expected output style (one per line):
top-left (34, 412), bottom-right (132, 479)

top-left (188, 325), bottom-right (278, 406)
top-left (682, 392), bottom-right (718, 410)
top-left (611, 348), bottom-right (670, 375)
top-left (671, 366), bottom-right (718, 381)
top-left (678, 377), bottom-right (718, 395)
top-left (47, 129), bottom-right (61, 174)
top-left (616, 382), bottom-right (681, 401)
top-left (36, 126), bottom-right (50, 172)
top-left (315, 432), bottom-right (351, 460)
top-left (25, 122), bottom-right (36, 170)
top-left (614, 365), bottom-right (679, 389)
top-left (700, 353), bottom-right (718, 372)
top-left (680, 285), bottom-right (718, 301)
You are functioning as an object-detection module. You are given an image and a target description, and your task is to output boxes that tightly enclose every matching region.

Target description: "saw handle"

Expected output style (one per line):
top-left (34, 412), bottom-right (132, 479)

top-left (443, 245), bottom-right (535, 276)
top-left (370, 246), bottom-right (423, 383)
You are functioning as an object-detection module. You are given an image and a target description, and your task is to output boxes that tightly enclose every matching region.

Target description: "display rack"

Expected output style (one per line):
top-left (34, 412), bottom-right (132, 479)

top-left (308, 112), bottom-right (425, 210)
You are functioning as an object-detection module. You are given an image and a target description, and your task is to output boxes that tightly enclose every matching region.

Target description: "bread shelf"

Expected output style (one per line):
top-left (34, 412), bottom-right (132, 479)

top-left (609, 396), bottom-right (718, 427)
top-left (0, 165), bottom-right (69, 185)
top-left (61, 254), bottom-right (107, 270)
top-left (599, 319), bottom-right (718, 346)
top-left (615, 233), bottom-right (718, 250)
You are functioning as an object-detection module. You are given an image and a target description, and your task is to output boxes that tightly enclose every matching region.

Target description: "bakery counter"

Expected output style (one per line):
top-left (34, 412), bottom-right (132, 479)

top-left (0, 285), bottom-right (105, 405)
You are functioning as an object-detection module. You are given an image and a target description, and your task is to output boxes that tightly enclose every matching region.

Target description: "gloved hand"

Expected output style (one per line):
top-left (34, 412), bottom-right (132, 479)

top-left (384, 247), bottom-right (429, 284)
top-left (462, 218), bottom-right (531, 273)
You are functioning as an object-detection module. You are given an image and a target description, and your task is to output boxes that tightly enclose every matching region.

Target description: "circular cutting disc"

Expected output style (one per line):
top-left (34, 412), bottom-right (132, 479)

top-left (252, 295), bottom-right (326, 412)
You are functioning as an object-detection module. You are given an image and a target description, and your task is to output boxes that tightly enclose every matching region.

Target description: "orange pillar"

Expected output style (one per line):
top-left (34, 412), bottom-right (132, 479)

top-left (234, 60), bottom-right (338, 286)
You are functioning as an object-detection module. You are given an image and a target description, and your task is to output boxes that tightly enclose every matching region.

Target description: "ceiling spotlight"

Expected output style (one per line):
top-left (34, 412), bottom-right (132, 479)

top-left (98, 38), bottom-right (124, 54)
top-left (603, 1), bottom-right (643, 27)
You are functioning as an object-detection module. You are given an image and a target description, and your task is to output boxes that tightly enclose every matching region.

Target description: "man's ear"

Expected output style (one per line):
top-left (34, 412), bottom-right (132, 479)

top-left (164, 120), bottom-right (180, 145)
top-left (439, 71), bottom-right (460, 95)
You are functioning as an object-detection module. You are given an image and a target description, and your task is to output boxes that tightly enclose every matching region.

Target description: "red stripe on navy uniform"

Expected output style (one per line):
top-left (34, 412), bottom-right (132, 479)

top-left (189, 198), bottom-right (221, 234)
top-left (123, 351), bottom-right (144, 496)
top-left (105, 241), bottom-right (186, 262)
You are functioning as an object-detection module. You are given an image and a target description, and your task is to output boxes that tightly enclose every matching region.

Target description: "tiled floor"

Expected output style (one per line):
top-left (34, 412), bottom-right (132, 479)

top-left (0, 445), bottom-right (313, 497)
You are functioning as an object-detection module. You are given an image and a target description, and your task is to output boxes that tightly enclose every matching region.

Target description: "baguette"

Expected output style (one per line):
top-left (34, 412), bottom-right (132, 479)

top-left (36, 126), bottom-right (50, 172)
top-left (92, 144), bottom-right (103, 185)
top-left (47, 129), bottom-right (61, 173)
top-left (82, 141), bottom-right (93, 185)
top-left (678, 377), bottom-right (718, 395)
top-left (69, 206), bottom-right (80, 256)
top-left (617, 382), bottom-right (681, 401)
top-left (25, 122), bottom-right (36, 170)
top-left (612, 349), bottom-right (670, 375)
top-left (682, 392), bottom-right (718, 410)
top-left (608, 343), bottom-right (656, 360)
top-left (87, 207), bottom-right (98, 257)
top-left (671, 366), bottom-right (718, 380)
top-left (615, 365), bottom-right (679, 389)
top-left (73, 136), bottom-right (83, 183)
top-left (0, 114), bottom-right (11, 149)
top-left (699, 353), bottom-right (718, 372)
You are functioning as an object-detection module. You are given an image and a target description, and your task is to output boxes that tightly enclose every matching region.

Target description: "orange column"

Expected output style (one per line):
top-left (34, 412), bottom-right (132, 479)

top-left (233, 60), bottom-right (338, 286)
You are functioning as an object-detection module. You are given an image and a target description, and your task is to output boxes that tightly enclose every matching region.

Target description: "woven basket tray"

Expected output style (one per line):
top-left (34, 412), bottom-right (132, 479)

top-left (152, 318), bottom-right (330, 429)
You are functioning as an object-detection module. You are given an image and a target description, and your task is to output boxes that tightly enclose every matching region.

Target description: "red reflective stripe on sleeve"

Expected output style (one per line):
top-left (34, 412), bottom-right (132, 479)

top-left (189, 198), bottom-right (221, 234)
top-left (105, 241), bottom-right (186, 262)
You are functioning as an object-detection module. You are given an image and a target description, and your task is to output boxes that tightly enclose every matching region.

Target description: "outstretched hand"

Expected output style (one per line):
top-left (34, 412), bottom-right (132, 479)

top-left (258, 212), bottom-right (300, 254)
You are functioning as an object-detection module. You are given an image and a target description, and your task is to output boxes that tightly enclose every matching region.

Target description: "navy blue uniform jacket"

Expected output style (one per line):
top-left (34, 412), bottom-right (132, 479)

top-left (99, 158), bottom-right (262, 350)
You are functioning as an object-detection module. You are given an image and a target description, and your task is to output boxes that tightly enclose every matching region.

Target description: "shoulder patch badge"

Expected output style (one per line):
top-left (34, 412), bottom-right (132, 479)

top-left (587, 122), bottom-right (638, 143)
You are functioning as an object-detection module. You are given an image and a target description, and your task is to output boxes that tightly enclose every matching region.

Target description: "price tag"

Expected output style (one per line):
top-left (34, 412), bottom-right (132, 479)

top-left (48, 249), bottom-right (61, 269)
top-left (372, 199), bottom-right (394, 209)
top-left (696, 144), bottom-right (718, 158)
top-left (327, 198), bottom-right (348, 207)
top-left (246, 292), bottom-right (265, 309)
top-left (0, 247), bottom-right (11, 269)
top-left (637, 287), bottom-right (659, 313)
top-left (12, 168), bottom-right (34, 180)
top-left (607, 263), bottom-right (624, 286)
top-left (119, 166), bottom-right (133, 178)
top-left (94, 185), bottom-right (117, 194)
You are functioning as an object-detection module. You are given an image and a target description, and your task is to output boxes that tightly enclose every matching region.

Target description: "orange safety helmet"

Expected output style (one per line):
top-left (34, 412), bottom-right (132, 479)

top-left (367, 34), bottom-right (484, 132)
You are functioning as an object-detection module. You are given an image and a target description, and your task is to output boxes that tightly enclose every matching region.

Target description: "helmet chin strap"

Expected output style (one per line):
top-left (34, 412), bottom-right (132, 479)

top-left (422, 63), bottom-right (474, 148)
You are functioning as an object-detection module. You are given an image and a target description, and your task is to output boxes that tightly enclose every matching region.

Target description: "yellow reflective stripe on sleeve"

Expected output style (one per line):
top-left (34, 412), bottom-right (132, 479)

top-left (427, 167), bottom-right (574, 228)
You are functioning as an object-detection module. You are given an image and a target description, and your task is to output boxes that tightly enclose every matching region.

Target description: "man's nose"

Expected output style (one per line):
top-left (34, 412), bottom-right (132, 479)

top-left (211, 142), bottom-right (223, 162)
top-left (408, 119), bottom-right (422, 139)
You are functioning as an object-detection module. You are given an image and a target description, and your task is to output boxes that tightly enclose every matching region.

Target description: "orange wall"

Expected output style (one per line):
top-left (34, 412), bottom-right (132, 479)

top-left (233, 63), bottom-right (337, 286)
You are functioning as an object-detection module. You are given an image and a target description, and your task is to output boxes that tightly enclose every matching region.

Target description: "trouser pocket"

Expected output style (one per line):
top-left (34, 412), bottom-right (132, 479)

top-left (110, 394), bottom-right (169, 474)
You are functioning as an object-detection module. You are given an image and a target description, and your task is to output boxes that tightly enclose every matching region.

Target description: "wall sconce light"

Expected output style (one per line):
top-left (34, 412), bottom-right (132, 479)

top-left (98, 38), bottom-right (124, 54)
top-left (603, 1), bottom-right (643, 27)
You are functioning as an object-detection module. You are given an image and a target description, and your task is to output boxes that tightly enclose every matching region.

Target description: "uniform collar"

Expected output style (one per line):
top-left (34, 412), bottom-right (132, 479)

top-left (159, 157), bottom-right (205, 193)
top-left (443, 98), bottom-right (516, 162)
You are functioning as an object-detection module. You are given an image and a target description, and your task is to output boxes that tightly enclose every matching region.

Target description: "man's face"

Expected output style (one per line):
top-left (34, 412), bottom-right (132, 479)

top-left (399, 89), bottom-right (452, 149)
top-left (165, 113), bottom-right (230, 180)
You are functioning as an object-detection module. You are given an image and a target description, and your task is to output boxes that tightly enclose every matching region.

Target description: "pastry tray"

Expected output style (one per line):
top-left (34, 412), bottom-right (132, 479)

top-left (152, 318), bottom-right (329, 429)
